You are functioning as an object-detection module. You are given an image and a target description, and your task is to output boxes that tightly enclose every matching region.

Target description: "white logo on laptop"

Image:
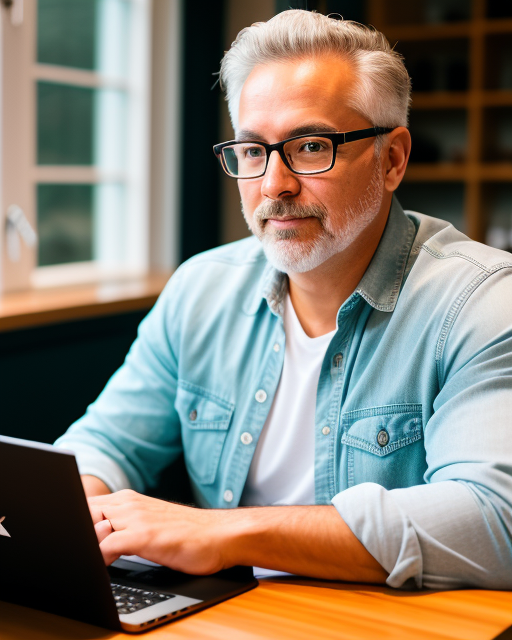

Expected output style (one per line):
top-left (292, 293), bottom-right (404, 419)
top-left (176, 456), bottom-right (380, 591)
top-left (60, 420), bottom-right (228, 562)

top-left (0, 516), bottom-right (11, 538)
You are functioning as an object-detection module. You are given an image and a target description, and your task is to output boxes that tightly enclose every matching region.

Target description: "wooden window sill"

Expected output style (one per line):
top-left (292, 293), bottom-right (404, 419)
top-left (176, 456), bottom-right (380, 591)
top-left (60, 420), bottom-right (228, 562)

top-left (0, 272), bottom-right (172, 332)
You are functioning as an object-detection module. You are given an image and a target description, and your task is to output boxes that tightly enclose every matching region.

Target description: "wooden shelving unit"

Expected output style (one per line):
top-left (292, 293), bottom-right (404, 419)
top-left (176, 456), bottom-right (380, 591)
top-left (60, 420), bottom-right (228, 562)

top-left (367, 0), bottom-right (512, 247)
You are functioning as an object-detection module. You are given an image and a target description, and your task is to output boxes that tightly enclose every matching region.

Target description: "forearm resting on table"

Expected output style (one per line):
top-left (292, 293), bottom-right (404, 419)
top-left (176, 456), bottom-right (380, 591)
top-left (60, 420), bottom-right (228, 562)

top-left (224, 504), bottom-right (388, 584)
top-left (81, 474), bottom-right (111, 497)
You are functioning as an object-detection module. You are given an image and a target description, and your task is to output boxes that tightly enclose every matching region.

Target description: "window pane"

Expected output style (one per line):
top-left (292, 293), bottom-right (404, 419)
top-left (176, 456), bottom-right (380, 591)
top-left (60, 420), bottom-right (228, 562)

top-left (38, 184), bottom-right (126, 267)
top-left (38, 82), bottom-right (127, 168)
top-left (37, 82), bottom-right (94, 165)
top-left (38, 184), bottom-right (93, 266)
top-left (37, 0), bottom-right (130, 78)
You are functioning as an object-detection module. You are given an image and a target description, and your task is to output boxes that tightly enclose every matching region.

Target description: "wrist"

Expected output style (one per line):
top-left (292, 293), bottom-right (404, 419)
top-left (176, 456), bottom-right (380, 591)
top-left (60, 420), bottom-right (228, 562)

top-left (212, 507), bottom-right (265, 569)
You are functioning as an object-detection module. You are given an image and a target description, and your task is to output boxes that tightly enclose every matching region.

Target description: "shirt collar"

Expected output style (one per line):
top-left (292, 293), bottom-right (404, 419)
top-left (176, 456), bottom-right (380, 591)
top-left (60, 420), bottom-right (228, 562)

top-left (247, 195), bottom-right (416, 317)
top-left (355, 195), bottom-right (417, 312)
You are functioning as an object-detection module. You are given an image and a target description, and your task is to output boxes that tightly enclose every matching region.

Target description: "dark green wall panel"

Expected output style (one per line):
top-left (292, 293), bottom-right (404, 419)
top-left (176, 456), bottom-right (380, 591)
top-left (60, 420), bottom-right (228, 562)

top-left (0, 311), bottom-right (192, 502)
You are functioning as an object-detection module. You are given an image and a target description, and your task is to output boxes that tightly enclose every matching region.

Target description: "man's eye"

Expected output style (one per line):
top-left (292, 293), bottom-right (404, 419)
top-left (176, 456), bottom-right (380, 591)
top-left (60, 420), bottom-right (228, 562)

top-left (244, 147), bottom-right (263, 158)
top-left (300, 141), bottom-right (323, 153)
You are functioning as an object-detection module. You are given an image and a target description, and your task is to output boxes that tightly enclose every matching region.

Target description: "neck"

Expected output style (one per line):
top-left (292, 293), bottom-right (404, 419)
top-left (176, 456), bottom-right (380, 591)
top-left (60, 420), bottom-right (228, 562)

top-left (288, 196), bottom-right (391, 338)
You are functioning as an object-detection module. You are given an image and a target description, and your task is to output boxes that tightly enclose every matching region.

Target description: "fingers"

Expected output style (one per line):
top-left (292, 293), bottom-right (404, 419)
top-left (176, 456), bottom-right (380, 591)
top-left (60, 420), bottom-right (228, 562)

top-left (88, 489), bottom-right (139, 528)
top-left (95, 518), bottom-right (113, 544)
top-left (100, 530), bottom-right (134, 566)
top-left (89, 503), bottom-right (106, 526)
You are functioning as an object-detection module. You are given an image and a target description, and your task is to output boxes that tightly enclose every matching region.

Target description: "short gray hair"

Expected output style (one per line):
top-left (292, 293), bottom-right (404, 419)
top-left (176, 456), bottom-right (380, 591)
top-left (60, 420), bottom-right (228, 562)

top-left (220, 10), bottom-right (411, 135)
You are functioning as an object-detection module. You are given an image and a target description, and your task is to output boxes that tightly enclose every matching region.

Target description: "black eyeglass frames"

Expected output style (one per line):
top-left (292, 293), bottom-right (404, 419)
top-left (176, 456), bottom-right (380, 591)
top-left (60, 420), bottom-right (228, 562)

top-left (213, 126), bottom-right (395, 179)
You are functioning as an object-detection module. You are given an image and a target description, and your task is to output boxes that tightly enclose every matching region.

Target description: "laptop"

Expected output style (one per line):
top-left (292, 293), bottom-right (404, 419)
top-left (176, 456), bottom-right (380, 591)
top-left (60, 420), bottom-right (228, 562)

top-left (0, 435), bottom-right (258, 632)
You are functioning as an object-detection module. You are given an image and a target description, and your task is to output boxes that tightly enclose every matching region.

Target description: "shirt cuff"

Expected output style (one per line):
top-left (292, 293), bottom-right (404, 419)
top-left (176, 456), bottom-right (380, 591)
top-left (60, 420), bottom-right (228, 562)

top-left (332, 480), bottom-right (506, 590)
top-left (332, 482), bottom-right (423, 588)
top-left (55, 442), bottom-right (132, 493)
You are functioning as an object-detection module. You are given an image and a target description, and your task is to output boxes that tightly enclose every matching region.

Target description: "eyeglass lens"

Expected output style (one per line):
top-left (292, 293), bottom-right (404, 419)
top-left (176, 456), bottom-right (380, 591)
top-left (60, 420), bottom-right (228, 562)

top-left (222, 137), bottom-right (334, 177)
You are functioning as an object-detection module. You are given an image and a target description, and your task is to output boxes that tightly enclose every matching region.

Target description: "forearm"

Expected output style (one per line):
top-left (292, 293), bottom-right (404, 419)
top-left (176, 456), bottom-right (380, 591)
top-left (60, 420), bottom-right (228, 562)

top-left (82, 474), bottom-right (111, 498)
top-left (223, 505), bottom-right (387, 583)
top-left (334, 480), bottom-right (512, 590)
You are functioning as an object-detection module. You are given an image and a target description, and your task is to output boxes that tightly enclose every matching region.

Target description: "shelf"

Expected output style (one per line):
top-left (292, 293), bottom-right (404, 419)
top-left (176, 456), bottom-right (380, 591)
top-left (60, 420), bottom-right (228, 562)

top-left (411, 92), bottom-right (469, 109)
top-left (404, 164), bottom-right (468, 181)
top-left (482, 18), bottom-right (512, 34)
top-left (479, 164), bottom-right (512, 180)
top-left (372, 0), bottom-right (512, 244)
top-left (0, 271), bottom-right (172, 332)
top-left (482, 91), bottom-right (512, 106)
top-left (404, 163), bottom-right (512, 181)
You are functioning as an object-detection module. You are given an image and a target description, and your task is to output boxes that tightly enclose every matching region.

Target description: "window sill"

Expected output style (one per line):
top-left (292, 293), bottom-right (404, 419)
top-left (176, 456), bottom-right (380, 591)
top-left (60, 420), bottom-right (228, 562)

top-left (0, 271), bottom-right (172, 332)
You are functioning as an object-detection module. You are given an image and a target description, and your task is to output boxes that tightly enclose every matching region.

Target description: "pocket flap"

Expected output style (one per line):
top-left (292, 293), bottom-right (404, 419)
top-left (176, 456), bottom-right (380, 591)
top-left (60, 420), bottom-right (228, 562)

top-left (176, 381), bottom-right (234, 431)
top-left (341, 405), bottom-right (422, 457)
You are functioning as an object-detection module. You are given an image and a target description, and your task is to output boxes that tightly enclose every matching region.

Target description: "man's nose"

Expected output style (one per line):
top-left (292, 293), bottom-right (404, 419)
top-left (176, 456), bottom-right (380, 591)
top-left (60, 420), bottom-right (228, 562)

top-left (261, 150), bottom-right (301, 200)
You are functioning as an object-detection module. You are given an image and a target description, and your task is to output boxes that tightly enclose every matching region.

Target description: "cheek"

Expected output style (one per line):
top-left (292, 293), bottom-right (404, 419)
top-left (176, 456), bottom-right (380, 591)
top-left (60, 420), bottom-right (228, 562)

top-left (238, 180), bottom-right (262, 215)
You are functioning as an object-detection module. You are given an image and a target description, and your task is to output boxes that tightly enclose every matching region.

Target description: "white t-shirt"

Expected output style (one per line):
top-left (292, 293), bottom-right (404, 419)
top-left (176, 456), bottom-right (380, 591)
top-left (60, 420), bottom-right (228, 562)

top-left (240, 293), bottom-right (336, 507)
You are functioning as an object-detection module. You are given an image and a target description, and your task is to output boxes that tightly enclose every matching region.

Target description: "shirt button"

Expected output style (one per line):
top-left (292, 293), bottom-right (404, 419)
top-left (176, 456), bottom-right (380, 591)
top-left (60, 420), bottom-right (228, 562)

top-left (223, 490), bottom-right (233, 503)
top-left (241, 432), bottom-right (253, 445)
top-left (273, 343), bottom-right (280, 352)
top-left (189, 410), bottom-right (197, 421)
top-left (377, 429), bottom-right (389, 447)
top-left (255, 389), bottom-right (267, 403)
top-left (322, 426), bottom-right (331, 436)
top-left (333, 353), bottom-right (343, 367)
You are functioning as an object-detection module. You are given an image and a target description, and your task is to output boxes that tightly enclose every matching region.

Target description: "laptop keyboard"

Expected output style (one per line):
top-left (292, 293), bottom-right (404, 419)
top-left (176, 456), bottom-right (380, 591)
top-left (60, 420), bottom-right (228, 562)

top-left (111, 582), bottom-right (176, 615)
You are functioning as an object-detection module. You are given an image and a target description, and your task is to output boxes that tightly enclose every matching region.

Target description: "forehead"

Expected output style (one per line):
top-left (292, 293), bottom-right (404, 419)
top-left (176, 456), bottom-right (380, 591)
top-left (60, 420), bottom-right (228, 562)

top-left (237, 54), bottom-right (361, 138)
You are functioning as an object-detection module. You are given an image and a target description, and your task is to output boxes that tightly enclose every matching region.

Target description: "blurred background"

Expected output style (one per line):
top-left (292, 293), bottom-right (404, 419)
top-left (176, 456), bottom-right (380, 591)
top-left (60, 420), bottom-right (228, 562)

top-left (1, 0), bottom-right (511, 473)
top-left (3, 0), bottom-right (512, 295)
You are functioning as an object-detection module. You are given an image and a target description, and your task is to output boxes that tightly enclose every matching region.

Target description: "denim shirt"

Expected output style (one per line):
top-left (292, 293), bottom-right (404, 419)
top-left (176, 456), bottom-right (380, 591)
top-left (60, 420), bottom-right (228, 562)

top-left (55, 197), bottom-right (512, 590)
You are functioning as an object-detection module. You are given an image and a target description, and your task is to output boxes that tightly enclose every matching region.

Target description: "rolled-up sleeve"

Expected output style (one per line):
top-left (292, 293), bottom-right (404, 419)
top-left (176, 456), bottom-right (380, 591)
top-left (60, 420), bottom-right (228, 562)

top-left (334, 267), bottom-right (512, 590)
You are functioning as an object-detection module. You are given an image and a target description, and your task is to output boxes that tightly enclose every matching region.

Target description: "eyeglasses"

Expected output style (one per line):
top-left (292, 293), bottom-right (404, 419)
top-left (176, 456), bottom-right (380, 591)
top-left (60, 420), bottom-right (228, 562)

top-left (213, 126), bottom-right (394, 179)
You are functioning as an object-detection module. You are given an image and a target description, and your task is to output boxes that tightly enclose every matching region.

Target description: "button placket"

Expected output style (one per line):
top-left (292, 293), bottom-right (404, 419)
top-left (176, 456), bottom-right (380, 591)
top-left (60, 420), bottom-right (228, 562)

top-left (241, 432), bottom-right (253, 445)
top-left (255, 389), bottom-right (267, 403)
top-left (333, 353), bottom-right (343, 368)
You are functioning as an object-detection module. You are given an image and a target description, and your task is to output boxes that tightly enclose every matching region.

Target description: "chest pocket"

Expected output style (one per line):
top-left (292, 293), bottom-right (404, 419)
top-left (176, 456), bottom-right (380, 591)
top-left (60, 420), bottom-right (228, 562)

top-left (176, 381), bottom-right (234, 485)
top-left (340, 404), bottom-right (426, 490)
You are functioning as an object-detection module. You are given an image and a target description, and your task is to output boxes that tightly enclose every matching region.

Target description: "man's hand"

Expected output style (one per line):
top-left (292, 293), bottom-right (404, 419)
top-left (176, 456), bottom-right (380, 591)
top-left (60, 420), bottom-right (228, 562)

top-left (88, 491), bottom-right (228, 574)
top-left (89, 490), bottom-right (388, 584)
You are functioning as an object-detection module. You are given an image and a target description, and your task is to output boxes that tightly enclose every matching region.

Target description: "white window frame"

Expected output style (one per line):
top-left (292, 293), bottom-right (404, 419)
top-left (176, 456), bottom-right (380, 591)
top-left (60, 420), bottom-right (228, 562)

top-left (0, 0), bottom-right (179, 294)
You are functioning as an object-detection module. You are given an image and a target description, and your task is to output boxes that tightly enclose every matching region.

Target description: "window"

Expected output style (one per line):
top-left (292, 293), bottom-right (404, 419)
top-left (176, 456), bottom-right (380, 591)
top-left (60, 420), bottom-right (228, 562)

top-left (0, 0), bottom-right (178, 292)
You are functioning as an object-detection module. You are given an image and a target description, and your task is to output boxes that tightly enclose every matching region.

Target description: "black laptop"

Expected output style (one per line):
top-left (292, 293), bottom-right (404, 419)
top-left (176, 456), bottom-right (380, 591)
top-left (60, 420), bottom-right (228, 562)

top-left (0, 435), bottom-right (257, 632)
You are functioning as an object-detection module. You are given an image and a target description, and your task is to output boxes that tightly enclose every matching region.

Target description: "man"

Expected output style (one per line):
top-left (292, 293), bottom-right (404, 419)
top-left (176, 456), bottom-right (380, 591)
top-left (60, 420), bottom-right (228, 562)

top-left (56, 10), bottom-right (512, 590)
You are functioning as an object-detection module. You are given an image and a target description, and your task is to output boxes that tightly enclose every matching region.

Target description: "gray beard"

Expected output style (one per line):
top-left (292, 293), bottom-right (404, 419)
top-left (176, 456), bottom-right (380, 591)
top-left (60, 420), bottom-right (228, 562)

top-left (242, 165), bottom-right (384, 274)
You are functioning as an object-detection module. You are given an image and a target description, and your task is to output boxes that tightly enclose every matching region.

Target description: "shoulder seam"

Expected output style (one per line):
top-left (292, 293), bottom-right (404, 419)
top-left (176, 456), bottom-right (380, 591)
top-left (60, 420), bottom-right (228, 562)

top-left (435, 264), bottom-right (512, 386)
top-left (422, 244), bottom-right (512, 274)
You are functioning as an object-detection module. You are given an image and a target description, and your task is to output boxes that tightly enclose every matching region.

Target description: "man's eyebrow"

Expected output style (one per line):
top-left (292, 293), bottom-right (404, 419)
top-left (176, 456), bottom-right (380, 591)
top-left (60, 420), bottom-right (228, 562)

top-left (286, 123), bottom-right (339, 137)
top-left (237, 129), bottom-right (264, 142)
top-left (236, 123), bottom-right (339, 142)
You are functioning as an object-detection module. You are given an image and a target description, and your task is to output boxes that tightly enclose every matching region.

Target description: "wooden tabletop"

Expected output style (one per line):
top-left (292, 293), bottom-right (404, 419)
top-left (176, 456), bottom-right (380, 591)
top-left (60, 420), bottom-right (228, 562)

top-left (0, 272), bottom-right (172, 331)
top-left (2, 578), bottom-right (512, 640)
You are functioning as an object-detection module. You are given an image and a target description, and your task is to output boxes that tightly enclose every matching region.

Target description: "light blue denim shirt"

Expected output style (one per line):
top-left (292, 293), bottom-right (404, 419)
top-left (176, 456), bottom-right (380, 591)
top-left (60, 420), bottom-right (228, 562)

top-left (55, 197), bottom-right (512, 590)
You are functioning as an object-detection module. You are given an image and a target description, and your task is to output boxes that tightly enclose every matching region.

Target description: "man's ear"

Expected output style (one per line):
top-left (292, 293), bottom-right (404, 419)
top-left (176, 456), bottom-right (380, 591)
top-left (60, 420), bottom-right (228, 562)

top-left (383, 127), bottom-right (411, 193)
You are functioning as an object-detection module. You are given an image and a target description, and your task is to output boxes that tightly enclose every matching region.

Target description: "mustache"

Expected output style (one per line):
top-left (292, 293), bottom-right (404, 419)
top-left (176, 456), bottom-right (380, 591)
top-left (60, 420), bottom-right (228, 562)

top-left (253, 200), bottom-right (328, 223)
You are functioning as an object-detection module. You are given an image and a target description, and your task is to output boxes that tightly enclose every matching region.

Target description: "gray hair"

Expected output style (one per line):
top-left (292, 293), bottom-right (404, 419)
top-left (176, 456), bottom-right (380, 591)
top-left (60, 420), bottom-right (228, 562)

top-left (220, 10), bottom-right (411, 137)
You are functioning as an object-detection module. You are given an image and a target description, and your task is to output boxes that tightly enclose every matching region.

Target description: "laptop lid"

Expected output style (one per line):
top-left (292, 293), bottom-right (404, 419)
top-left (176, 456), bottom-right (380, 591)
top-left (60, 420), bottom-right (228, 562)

top-left (0, 435), bottom-right (257, 632)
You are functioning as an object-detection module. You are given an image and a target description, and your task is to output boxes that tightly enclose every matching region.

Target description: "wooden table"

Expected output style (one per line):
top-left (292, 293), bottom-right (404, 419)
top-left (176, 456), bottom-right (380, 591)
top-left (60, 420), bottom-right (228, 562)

top-left (2, 577), bottom-right (512, 640)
